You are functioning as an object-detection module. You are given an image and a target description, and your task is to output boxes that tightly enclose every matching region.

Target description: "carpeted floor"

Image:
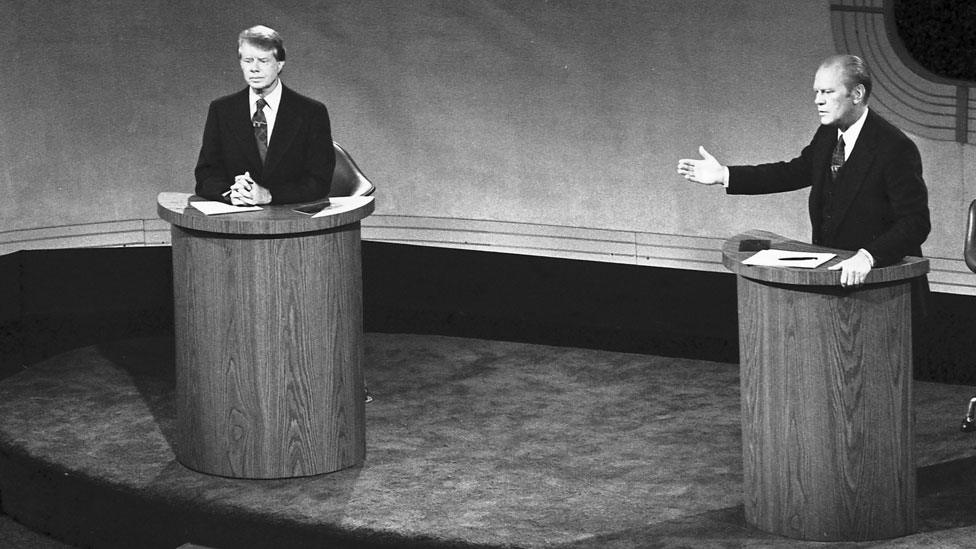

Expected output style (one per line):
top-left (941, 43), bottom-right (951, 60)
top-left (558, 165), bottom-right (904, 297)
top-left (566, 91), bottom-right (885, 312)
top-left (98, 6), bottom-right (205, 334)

top-left (1, 333), bottom-right (975, 548)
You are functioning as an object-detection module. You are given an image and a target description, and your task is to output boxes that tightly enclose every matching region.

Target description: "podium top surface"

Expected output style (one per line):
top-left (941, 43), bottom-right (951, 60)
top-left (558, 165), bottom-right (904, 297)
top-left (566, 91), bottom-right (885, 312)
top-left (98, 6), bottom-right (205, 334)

top-left (157, 192), bottom-right (374, 235)
top-left (722, 230), bottom-right (929, 286)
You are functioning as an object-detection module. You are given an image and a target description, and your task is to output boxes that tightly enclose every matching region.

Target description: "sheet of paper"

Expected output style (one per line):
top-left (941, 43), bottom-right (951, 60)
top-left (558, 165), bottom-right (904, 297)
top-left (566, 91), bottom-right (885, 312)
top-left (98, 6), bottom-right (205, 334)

top-left (190, 201), bottom-right (262, 215)
top-left (311, 196), bottom-right (374, 217)
top-left (742, 249), bottom-right (836, 269)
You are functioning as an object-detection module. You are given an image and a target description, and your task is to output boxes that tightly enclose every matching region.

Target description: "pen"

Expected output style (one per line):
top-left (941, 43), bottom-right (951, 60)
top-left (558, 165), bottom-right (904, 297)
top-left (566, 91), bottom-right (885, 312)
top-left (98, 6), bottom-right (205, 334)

top-left (780, 256), bottom-right (817, 260)
top-left (223, 171), bottom-right (252, 197)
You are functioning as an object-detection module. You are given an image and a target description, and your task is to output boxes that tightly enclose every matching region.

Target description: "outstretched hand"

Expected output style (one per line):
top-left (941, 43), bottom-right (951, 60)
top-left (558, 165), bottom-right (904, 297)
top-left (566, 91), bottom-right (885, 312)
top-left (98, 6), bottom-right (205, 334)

top-left (677, 146), bottom-right (726, 185)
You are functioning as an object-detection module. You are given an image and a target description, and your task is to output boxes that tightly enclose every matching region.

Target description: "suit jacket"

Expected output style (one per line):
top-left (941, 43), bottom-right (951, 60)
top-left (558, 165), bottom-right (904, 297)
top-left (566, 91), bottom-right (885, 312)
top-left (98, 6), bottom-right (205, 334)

top-left (195, 85), bottom-right (335, 204)
top-left (727, 109), bottom-right (930, 268)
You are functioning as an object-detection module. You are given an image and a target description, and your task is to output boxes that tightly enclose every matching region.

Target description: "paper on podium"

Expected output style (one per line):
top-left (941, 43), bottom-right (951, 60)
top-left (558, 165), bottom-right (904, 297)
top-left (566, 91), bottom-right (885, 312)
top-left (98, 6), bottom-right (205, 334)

top-left (190, 201), bottom-right (262, 215)
top-left (311, 196), bottom-right (374, 217)
top-left (742, 249), bottom-right (836, 269)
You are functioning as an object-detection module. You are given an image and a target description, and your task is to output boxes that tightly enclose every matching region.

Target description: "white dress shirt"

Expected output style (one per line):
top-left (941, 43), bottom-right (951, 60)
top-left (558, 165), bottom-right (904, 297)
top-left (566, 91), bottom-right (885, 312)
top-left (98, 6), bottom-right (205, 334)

top-left (249, 80), bottom-right (283, 142)
top-left (837, 106), bottom-right (869, 161)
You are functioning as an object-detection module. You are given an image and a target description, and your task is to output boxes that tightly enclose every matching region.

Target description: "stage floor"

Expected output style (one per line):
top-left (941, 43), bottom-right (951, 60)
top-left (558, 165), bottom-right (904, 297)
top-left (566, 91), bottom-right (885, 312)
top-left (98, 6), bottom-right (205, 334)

top-left (1, 334), bottom-right (975, 548)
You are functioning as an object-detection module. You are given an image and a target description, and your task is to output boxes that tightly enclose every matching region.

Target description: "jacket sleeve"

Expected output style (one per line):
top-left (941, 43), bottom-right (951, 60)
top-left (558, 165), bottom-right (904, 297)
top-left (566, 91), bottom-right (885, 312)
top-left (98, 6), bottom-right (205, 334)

top-left (726, 132), bottom-right (824, 195)
top-left (862, 138), bottom-right (930, 266)
top-left (267, 103), bottom-right (335, 204)
top-left (194, 101), bottom-right (233, 202)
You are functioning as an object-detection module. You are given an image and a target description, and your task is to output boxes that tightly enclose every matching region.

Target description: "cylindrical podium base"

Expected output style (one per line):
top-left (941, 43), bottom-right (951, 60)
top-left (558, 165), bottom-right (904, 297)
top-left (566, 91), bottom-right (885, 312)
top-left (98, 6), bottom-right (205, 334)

top-left (737, 276), bottom-right (915, 541)
top-left (171, 222), bottom-right (366, 479)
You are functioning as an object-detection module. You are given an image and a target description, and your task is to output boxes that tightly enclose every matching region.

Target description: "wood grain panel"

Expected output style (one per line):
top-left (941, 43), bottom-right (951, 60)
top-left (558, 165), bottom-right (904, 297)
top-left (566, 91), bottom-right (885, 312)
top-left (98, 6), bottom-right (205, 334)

top-left (167, 196), bottom-right (369, 478)
top-left (729, 231), bottom-right (919, 541)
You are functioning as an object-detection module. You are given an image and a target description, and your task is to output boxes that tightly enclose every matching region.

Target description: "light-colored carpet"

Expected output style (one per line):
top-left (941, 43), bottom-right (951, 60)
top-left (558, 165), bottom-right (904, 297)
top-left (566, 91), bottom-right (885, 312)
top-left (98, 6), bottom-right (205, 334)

top-left (1, 333), bottom-right (975, 548)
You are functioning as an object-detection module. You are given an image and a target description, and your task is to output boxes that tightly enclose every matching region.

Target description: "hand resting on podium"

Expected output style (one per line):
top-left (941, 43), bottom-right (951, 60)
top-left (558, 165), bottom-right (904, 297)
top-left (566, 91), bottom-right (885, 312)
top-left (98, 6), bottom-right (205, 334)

top-left (828, 249), bottom-right (873, 287)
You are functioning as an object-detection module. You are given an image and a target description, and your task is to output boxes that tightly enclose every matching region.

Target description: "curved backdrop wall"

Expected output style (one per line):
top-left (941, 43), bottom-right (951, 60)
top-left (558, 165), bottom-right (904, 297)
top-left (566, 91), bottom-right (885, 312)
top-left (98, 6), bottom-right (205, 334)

top-left (2, 0), bottom-right (975, 293)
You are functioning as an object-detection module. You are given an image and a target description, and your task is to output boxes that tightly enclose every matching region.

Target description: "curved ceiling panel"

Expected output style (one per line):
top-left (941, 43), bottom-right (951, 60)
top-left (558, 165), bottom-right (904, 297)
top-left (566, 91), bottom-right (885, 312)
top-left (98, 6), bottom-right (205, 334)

top-left (830, 0), bottom-right (976, 143)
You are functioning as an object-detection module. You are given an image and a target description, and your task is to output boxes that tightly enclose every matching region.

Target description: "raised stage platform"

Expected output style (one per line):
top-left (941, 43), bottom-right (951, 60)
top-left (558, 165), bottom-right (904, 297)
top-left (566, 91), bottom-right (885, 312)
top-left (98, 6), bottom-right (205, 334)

top-left (1, 333), bottom-right (975, 548)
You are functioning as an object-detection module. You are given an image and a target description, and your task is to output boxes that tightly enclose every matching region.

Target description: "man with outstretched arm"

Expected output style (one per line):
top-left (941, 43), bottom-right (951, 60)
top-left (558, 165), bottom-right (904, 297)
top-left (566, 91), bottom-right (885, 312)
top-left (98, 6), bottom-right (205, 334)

top-left (677, 54), bottom-right (930, 289)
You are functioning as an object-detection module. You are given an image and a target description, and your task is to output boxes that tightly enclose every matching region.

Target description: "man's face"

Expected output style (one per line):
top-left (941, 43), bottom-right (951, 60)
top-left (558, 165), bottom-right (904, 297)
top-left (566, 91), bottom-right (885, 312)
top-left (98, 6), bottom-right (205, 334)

top-left (813, 63), bottom-right (862, 130)
top-left (239, 41), bottom-right (285, 95)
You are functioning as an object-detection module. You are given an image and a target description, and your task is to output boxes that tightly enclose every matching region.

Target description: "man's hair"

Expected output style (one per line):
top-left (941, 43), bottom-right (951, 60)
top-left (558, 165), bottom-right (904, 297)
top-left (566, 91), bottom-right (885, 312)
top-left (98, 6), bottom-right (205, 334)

top-left (238, 25), bottom-right (286, 61)
top-left (823, 54), bottom-right (872, 101)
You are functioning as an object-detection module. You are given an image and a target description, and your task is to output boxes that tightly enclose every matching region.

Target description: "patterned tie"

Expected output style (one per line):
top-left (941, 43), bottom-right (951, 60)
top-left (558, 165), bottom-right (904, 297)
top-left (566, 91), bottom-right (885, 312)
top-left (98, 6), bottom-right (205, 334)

top-left (830, 134), bottom-right (845, 181)
top-left (253, 98), bottom-right (268, 164)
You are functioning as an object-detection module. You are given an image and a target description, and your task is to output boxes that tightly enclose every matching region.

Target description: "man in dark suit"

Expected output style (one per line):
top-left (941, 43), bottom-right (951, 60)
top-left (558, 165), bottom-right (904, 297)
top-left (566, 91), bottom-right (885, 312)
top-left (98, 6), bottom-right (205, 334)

top-left (195, 25), bottom-right (335, 205)
top-left (676, 54), bottom-right (930, 288)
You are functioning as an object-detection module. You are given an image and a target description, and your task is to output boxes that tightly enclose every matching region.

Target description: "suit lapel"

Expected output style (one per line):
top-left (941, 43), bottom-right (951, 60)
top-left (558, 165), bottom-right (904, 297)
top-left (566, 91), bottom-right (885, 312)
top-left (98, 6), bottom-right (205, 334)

top-left (828, 111), bottom-right (879, 228)
top-left (263, 86), bottom-right (302, 177)
top-left (230, 89), bottom-right (264, 170)
top-left (808, 126), bottom-right (835, 240)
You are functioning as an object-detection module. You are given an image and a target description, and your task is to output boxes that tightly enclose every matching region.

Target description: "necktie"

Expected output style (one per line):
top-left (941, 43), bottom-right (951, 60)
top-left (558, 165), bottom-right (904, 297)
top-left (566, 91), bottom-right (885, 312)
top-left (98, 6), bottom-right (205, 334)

top-left (830, 134), bottom-right (845, 181)
top-left (253, 98), bottom-right (268, 164)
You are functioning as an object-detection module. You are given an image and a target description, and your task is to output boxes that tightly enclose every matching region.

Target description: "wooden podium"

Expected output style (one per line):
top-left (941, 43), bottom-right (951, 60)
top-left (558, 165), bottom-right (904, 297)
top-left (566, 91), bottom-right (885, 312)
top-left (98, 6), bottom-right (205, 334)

top-left (157, 193), bottom-right (373, 479)
top-left (723, 230), bottom-right (928, 541)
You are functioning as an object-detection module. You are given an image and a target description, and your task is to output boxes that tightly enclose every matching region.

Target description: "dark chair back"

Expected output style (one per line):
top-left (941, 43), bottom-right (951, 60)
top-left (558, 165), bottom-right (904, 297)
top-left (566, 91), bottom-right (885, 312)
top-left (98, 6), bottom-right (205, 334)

top-left (966, 200), bottom-right (976, 273)
top-left (329, 142), bottom-right (376, 197)
top-left (963, 201), bottom-right (976, 432)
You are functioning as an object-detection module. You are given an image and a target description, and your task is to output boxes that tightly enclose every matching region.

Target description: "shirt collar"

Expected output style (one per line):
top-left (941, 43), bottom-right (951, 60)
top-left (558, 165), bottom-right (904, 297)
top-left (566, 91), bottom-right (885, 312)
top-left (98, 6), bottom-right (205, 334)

top-left (249, 79), bottom-right (283, 112)
top-left (838, 106), bottom-right (868, 158)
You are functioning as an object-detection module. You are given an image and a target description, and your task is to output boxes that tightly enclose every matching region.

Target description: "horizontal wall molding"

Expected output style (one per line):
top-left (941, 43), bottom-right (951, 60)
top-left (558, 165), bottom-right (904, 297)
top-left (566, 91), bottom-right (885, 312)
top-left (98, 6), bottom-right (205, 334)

top-left (2, 215), bottom-right (974, 295)
top-left (364, 215), bottom-right (976, 295)
top-left (0, 219), bottom-right (171, 255)
top-left (363, 214), bottom-right (730, 273)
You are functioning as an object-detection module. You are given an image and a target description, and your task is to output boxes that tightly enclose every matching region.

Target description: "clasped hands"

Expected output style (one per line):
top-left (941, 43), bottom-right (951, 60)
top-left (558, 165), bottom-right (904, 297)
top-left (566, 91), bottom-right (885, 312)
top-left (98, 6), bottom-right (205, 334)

top-left (228, 171), bottom-right (272, 206)
top-left (676, 146), bottom-right (874, 287)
